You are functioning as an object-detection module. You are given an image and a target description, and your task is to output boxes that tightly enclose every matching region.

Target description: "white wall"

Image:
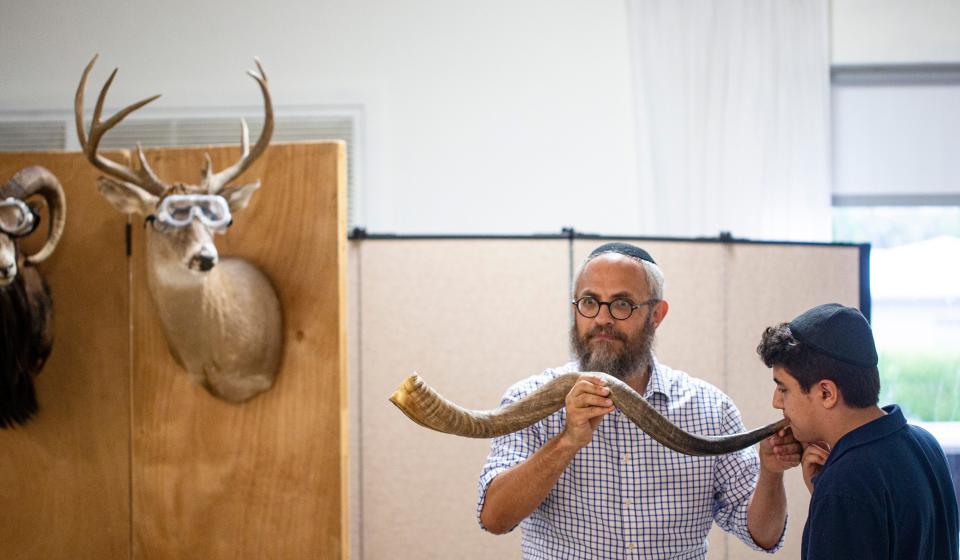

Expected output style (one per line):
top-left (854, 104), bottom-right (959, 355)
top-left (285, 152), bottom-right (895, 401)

top-left (833, 83), bottom-right (960, 197)
top-left (832, 0), bottom-right (960, 64)
top-left (4, 1), bottom-right (956, 237)
top-left (0, 0), bottom-right (640, 236)
top-left (830, 0), bottom-right (960, 199)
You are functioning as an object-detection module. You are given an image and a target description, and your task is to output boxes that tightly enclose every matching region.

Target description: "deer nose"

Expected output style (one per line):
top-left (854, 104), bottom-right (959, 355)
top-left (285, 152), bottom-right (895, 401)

top-left (199, 255), bottom-right (215, 272)
top-left (190, 252), bottom-right (217, 272)
top-left (0, 263), bottom-right (15, 278)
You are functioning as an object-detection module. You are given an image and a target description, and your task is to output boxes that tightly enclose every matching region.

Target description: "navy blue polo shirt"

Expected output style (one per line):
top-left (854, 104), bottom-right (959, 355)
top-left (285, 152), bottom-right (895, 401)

top-left (802, 404), bottom-right (959, 560)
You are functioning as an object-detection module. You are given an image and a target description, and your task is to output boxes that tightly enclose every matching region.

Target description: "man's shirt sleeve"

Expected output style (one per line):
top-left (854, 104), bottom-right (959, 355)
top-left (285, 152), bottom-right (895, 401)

top-left (475, 380), bottom-right (546, 533)
top-left (711, 401), bottom-right (786, 553)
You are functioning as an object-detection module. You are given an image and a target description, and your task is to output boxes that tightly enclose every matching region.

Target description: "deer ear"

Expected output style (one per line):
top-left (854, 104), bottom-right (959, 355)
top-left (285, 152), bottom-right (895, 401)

top-left (97, 176), bottom-right (159, 215)
top-left (220, 180), bottom-right (261, 211)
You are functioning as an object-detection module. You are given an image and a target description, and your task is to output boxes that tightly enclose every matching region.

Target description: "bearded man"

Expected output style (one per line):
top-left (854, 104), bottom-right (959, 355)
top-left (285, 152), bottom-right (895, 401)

top-left (477, 242), bottom-right (802, 559)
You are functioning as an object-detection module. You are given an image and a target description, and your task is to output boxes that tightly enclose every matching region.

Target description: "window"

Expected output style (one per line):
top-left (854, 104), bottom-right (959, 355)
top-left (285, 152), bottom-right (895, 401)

top-left (833, 206), bottom-right (960, 422)
top-left (832, 64), bottom-right (960, 507)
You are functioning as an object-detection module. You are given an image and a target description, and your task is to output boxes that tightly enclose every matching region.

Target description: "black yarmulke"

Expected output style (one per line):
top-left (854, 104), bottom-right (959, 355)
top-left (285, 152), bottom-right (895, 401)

top-left (588, 242), bottom-right (656, 265)
top-left (788, 303), bottom-right (878, 368)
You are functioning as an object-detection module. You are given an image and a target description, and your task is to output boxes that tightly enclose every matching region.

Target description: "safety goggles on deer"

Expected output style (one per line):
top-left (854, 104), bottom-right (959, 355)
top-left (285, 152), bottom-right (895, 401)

top-left (0, 197), bottom-right (40, 237)
top-left (156, 194), bottom-right (232, 231)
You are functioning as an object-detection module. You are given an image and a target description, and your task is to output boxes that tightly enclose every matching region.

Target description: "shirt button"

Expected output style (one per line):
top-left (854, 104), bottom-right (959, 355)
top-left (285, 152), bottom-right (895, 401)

top-left (627, 543), bottom-right (636, 550)
top-left (624, 498), bottom-right (633, 506)
top-left (621, 454), bottom-right (631, 463)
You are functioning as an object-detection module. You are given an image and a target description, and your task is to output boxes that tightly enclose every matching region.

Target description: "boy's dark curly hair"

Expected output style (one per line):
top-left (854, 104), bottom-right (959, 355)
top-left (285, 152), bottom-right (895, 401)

top-left (757, 322), bottom-right (879, 408)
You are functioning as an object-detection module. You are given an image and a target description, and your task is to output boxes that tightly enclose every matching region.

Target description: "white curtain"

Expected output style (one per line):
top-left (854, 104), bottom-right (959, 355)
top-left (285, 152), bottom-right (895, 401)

top-left (628, 0), bottom-right (832, 241)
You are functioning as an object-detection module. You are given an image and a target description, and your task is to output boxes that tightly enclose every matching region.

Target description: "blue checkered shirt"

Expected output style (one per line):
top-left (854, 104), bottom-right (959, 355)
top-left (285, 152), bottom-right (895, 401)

top-left (477, 359), bottom-right (785, 559)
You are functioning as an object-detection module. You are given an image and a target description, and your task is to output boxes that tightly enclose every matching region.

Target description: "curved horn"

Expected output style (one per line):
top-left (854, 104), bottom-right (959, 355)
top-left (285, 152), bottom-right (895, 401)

top-left (0, 167), bottom-right (66, 265)
top-left (390, 372), bottom-right (790, 456)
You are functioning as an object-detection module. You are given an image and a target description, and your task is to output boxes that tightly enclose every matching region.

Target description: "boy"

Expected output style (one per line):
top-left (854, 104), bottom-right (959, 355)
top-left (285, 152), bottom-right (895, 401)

top-left (757, 303), bottom-right (959, 559)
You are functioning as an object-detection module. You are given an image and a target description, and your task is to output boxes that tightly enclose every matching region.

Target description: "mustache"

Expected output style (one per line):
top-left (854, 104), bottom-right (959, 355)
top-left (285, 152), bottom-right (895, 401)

top-left (587, 325), bottom-right (626, 342)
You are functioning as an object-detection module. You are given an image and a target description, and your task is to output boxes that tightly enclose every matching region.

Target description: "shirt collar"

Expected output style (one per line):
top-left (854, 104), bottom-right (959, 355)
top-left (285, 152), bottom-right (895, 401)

top-left (822, 404), bottom-right (906, 470)
top-left (645, 356), bottom-right (672, 400)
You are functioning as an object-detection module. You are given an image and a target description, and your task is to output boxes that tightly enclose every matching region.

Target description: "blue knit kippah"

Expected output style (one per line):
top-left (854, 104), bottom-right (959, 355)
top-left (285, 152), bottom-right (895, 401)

top-left (587, 242), bottom-right (656, 265)
top-left (789, 303), bottom-right (878, 368)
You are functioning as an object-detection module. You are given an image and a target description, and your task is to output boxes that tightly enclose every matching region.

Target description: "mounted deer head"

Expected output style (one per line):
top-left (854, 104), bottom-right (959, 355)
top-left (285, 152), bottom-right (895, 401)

top-left (0, 166), bottom-right (65, 427)
top-left (75, 55), bottom-right (283, 403)
top-left (0, 167), bottom-right (65, 287)
top-left (75, 54), bottom-right (272, 274)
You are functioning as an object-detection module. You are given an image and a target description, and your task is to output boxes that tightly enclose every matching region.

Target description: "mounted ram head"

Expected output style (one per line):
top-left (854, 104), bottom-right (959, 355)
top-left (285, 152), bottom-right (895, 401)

top-left (0, 166), bottom-right (66, 427)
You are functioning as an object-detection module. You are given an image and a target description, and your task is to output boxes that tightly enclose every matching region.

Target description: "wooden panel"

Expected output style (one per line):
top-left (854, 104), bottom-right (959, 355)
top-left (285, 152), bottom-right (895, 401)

top-left (724, 243), bottom-right (861, 560)
top-left (0, 151), bottom-right (130, 559)
top-left (130, 143), bottom-right (347, 559)
top-left (359, 239), bottom-right (569, 559)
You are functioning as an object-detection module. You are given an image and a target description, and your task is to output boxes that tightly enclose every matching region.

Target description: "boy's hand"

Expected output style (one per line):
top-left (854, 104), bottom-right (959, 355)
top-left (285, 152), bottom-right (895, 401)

top-left (801, 442), bottom-right (831, 494)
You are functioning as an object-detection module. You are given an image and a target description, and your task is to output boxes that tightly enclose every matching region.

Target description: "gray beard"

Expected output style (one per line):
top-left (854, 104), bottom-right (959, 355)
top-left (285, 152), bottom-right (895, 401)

top-left (570, 315), bottom-right (655, 380)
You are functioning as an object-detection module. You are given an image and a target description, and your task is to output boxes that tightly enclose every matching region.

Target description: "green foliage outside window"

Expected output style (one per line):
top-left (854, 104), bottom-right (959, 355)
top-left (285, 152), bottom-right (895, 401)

top-left (879, 349), bottom-right (960, 421)
top-left (834, 206), bottom-right (960, 423)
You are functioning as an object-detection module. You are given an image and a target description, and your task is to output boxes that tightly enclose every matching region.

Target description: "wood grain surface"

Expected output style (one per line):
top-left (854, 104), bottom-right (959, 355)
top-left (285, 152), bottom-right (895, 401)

top-left (130, 142), bottom-right (347, 559)
top-left (0, 151), bottom-right (131, 560)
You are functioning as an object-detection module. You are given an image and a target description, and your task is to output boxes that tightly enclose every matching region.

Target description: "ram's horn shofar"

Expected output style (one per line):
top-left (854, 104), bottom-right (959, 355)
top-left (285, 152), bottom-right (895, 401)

top-left (390, 372), bottom-right (790, 457)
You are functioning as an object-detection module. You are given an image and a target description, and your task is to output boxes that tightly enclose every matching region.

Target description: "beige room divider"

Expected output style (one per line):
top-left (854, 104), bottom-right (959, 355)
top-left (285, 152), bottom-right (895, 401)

top-left (574, 239), bottom-right (863, 560)
top-left (0, 142), bottom-right (348, 560)
top-left (351, 236), bottom-right (865, 560)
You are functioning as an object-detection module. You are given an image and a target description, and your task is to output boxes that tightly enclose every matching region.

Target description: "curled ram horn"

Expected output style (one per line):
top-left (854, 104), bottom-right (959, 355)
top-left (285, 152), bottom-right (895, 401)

top-left (390, 372), bottom-right (790, 456)
top-left (0, 166), bottom-right (67, 265)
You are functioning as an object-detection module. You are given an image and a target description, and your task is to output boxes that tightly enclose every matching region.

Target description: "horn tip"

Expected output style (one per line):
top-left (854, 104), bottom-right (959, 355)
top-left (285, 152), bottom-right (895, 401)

top-left (389, 373), bottom-right (427, 406)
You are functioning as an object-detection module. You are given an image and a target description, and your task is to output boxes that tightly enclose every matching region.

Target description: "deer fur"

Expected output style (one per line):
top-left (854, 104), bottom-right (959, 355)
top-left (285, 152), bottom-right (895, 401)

top-left (142, 210), bottom-right (283, 402)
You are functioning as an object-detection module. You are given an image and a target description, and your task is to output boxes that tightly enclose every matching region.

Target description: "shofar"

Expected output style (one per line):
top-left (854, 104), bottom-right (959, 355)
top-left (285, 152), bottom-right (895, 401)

top-left (390, 372), bottom-right (790, 457)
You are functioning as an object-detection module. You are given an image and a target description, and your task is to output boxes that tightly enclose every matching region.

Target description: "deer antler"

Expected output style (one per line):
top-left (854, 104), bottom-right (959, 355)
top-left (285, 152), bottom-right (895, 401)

top-left (75, 54), bottom-right (168, 196)
top-left (202, 58), bottom-right (274, 194)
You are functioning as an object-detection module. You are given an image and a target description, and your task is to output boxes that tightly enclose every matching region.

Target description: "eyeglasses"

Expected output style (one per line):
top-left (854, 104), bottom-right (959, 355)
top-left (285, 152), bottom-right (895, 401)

top-left (0, 197), bottom-right (40, 237)
top-left (155, 194), bottom-right (232, 231)
top-left (571, 296), bottom-right (659, 321)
